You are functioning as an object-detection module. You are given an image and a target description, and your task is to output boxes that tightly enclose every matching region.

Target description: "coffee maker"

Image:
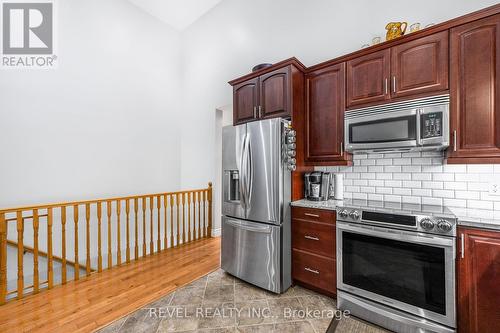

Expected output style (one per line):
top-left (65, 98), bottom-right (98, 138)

top-left (304, 172), bottom-right (331, 201)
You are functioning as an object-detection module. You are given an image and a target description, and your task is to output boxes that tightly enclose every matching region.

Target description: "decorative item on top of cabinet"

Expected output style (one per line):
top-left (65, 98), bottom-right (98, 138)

top-left (457, 227), bottom-right (500, 333)
top-left (291, 206), bottom-right (336, 296)
top-left (448, 14), bottom-right (500, 164)
top-left (230, 59), bottom-right (305, 126)
top-left (385, 22), bottom-right (407, 40)
top-left (305, 63), bottom-right (351, 165)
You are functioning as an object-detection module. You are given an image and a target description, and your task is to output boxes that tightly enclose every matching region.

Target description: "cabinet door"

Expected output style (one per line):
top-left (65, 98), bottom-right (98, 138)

top-left (233, 78), bottom-right (259, 125)
top-left (305, 63), bottom-right (347, 163)
top-left (259, 67), bottom-right (290, 119)
top-left (346, 49), bottom-right (390, 108)
top-left (448, 15), bottom-right (500, 163)
top-left (391, 31), bottom-right (449, 98)
top-left (458, 228), bottom-right (500, 333)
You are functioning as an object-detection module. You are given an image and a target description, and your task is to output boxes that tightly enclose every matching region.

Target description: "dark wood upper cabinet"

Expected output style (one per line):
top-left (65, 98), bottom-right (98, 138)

top-left (305, 63), bottom-right (350, 165)
top-left (448, 14), bottom-right (500, 163)
top-left (346, 49), bottom-right (391, 108)
top-left (233, 77), bottom-right (259, 125)
top-left (231, 62), bottom-right (298, 125)
top-left (458, 227), bottom-right (500, 333)
top-left (391, 31), bottom-right (449, 98)
top-left (260, 67), bottom-right (290, 119)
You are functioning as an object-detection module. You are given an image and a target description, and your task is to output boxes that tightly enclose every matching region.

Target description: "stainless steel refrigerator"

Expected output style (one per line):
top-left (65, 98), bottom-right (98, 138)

top-left (221, 118), bottom-right (295, 293)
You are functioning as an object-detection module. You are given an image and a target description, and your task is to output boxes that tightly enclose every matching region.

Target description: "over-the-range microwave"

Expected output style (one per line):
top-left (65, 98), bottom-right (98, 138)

top-left (345, 95), bottom-right (449, 154)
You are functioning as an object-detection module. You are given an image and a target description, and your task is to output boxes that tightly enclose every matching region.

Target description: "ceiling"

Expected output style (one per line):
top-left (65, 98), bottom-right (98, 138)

top-left (128, 0), bottom-right (223, 31)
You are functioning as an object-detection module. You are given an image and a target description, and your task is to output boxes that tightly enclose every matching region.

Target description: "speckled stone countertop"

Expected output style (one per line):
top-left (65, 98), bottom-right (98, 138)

top-left (291, 199), bottom-right (500, 231)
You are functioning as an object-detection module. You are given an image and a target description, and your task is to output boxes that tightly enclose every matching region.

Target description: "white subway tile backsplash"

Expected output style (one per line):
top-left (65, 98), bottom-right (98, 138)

top-left (403, 181), bottom-right (421, 188)
top-left (394, 173), bottom-right (412, 180)
top-left (412, 189), bottom-right (432, 197)
top-left (402, 196), bottom-right (421, 204)
top-left (315, 155), bottom-right (499, 209)
top-left (384, 195), bottom-right (402, 203)
top-left (412, 173), bottom-right (432, 181)
top-left (376, 187), bottom-right (393, 194)
top-left (385, 166), bottom-right (402, 173)
top-left (443, 199), bottom-right (467, 208)
top-left (468, 200), bottom-right (493, 210)
top-left (394, 188), bottom-right (412, 196)
top-left (393, 158), bottom-right (412, 165)
top-left (422, 197), bottom-right (443, 205)
top-left (422, 181), bottom-right (444, 189)
top-left (433, 173), bottom-right (455, 182)
top-left (433, 190), bottom-right (455, 198)
top-left (385, 180), bottom-right (403, 188)
top-left (467, 165), bottom-right (494, 173)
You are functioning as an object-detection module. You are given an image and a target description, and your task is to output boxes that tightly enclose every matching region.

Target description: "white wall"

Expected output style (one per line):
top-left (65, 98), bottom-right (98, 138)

top-left (0, 0), bottom-right (182, 208)
top-left (179, 0), bottom-right (500, 190)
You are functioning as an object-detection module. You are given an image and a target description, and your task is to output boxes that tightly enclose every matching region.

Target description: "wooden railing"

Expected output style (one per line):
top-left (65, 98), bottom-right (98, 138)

top-left (0, 183), bottom-right (213, 304)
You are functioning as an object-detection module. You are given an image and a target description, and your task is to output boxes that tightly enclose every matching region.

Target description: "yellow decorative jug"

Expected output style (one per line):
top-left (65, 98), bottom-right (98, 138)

top-left (385, 22), bottom-right (407, 40)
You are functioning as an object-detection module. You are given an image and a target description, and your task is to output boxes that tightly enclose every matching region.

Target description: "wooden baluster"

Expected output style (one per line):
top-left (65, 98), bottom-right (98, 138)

top-left (47, 208), bottom-right (53, 288)
top-left (134, 198), bottom-right (139, 260)
top-left (182, 193), bottom-right (186, 244)
top-left (163, 195), bottom-right (168, 249)
top-left (0, 213), bottom-right (7, 304)
top-left (157, 196), bottom-right (161, 251)
top-left (116, 200), bottom-right (121, 265)
top-left (208, 183), bottom-right (213, 238)
top-left (150, 196), bottom-right (154, 254)
top-left (107, 201), bottom-right (112, 268)
top-left (61, 207), bottom-right (67, 283)
top-left (188, 192), bottom-right (192, 242)
top-left (97, 202), bottom-right (103, 272)
top-left (142, 197), bottom-right (146, 257)
top-left (33, 209), bottom-right (39, 293)
top-left (202, 191), bottom-right (207, 238)
top-left (126, 200), bottom-right (130, 263)
top-left (16, 211), bottom-right (23, 299)
top-left (176, 194), bottom-right (180, 246)
top-left (74, 205), bottom-right (79, 280)
top-left (169, 195), bottom-right (174, 247)
top-left (85, 204), bottom-right (91, 276)
top-left (197, 191), bottom-right (201, 239)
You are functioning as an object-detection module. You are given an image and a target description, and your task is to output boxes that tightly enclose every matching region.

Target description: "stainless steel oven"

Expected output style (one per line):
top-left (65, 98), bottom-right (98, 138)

top-left (336, 204), bottom-right (457, 333)
top-left (345, 95), bottom-right (449, 153)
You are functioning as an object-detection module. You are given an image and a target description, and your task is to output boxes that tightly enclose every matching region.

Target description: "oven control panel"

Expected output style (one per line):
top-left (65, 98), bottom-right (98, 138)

top-left (337, 207), bottom-right (456, 236)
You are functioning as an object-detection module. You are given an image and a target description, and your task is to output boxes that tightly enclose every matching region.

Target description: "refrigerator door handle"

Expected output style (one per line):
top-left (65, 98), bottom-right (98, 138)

top-left (246, 133), bottom-right (253, 209)
top-left (239, 133), bottom-right (248, 211)
top-left (225, 219), bottom-right (272, 234)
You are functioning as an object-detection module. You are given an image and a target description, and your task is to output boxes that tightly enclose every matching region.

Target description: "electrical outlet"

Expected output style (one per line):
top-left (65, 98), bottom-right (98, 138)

top-left (489, 182), bottom-right (500, 196)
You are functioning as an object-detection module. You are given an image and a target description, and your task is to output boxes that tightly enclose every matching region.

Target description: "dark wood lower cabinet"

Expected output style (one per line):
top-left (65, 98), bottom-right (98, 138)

top-left (457, 227), bottom-right (500, 333)
top-left (291, 206), bottom-right (336, 296)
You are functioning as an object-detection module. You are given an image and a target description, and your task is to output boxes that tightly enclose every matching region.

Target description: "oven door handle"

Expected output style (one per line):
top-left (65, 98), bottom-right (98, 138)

top-left (336, 222), bottom-right (454, 248)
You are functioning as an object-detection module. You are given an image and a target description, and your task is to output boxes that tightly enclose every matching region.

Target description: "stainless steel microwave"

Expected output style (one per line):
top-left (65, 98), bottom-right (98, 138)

top-left (345, 95), bottom-right (449, 154)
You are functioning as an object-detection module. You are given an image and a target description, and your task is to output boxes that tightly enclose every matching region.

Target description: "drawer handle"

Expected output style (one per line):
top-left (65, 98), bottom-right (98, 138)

top-left (304, 267), bottom-right (320, 275)
top-left (304, 213), bottom-right (320, 218)
top-left (304, 235), bottom-right (319, 241)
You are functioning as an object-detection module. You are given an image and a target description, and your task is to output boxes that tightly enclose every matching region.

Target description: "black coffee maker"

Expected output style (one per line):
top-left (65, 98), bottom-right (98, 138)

top-left (304, 172), bottom-right (331, 201)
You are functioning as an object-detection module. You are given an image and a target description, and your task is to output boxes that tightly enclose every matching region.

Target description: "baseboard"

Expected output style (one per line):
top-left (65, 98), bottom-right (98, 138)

top-left (211, 228), bottom-right (221, 237)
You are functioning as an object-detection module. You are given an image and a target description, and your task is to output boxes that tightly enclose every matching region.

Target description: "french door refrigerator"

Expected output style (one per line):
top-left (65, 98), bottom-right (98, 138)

top-left (221, 118), bottom-right (295, 293)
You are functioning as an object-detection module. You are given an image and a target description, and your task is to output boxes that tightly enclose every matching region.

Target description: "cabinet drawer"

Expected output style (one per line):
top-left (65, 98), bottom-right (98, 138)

top-left (292, 219), bottom-right (335, 258)
top-left (291, 206), bottom-right (336, 224)
top-left (292, 249), bottom-right (336, 294)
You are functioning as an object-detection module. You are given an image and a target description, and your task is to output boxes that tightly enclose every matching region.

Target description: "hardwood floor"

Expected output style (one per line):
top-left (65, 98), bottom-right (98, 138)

top-left (0, 237), bottom-right (221, 333)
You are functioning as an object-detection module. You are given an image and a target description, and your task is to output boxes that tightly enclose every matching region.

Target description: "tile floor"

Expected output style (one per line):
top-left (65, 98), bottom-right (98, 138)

top-left (97, 269), bottom-right (389, 333)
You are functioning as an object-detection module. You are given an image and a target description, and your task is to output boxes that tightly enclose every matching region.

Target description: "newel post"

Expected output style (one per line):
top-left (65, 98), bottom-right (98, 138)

top-left (0, 212), bottom-right (6, 304)
top-left (208, 182), bottom-right (213, 238)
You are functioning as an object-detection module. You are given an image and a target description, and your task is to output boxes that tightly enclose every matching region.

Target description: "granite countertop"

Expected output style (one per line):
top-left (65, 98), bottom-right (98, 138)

top-left (291, 199), bottom-right (500, 231)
